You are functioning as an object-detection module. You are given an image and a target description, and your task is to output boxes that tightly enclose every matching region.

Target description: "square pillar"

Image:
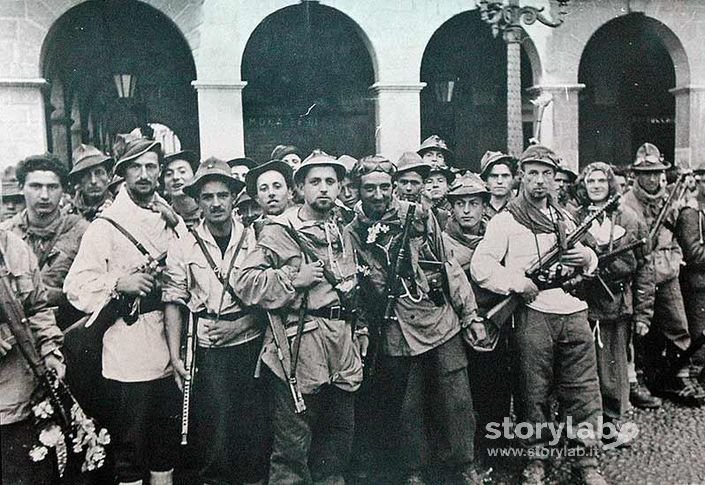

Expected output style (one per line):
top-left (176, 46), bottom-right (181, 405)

top-left (192, 80), bottom-right (247, 159)
top-left (528, 83), bottom-right (585, 173)
top-left (369, 83), bottom-right (426, 162)
top-left (670, 85), bottom-right (705, 169)
top-left (0, 78), bottom-right (48, 169)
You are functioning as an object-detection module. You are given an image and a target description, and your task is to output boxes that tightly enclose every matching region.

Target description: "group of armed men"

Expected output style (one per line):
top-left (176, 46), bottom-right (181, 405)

top-left (2, 132), bottom-right (705, 485)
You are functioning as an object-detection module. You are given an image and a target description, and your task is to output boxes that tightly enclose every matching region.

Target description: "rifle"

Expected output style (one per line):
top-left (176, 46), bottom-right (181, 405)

top-left (649, 173), bottom-right (687, 247)
top-left (383, 204), bottom-right (417, 323)
top-left (0, 260), bottom-right (70, 431)
top-left (483, 195), bottom-right (621, 329)
top-left (266, 311), bottom-right (307, 414)
top-left (180, 312), bottom-right (197, 445)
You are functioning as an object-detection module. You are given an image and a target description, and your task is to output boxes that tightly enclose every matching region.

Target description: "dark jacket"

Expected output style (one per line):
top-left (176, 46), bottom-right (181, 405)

top-left (574, 204), bottom-right (655, 324)
top-left (676, 205), bottom-right (705, 290)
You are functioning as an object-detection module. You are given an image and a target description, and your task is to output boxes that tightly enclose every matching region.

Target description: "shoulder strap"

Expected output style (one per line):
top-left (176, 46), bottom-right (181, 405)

top-left (189, 225), bottom-right (247, 302)
top-left (98, 216), bottom-right (151, 257)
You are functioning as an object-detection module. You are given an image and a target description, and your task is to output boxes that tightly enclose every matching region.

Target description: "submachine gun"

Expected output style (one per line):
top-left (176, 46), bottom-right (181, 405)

top-left (484, 194), bottom-right (621, 328)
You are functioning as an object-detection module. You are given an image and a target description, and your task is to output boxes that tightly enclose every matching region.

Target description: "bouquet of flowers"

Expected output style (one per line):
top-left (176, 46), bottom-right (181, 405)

top-left (28, 377), bottom-right (110, 476)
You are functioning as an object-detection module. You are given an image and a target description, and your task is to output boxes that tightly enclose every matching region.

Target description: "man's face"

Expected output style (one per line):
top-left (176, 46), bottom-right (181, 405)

top-left (585, 169), bottom-right (610, 203)
top-left (425, 173), bottom-right (449, 202)
top-left (300, 166), bottom-right (340, 214)
top-left (421, 149), bottom-right (445, 165)
top-left (397, 171), bottom-right (425, 201)
top-left (554, 171), bottom-right (572, 198)
top-left (22, 170), bottom-right (63, 218)
top-left (486, 164), bottom-right (513, 198)
top-left (522, 162), bottom-right (555, 202)
top-left (163, 160), bottom-right (194, 197)
top-left (636, 171), bottom-right (663, 195)
top-left (198, 180), bottom-right (233, 225)
top-left (282, 154), bottom-right (302, 171)
top-left (451, 195), bottom-right (485, 231)
top-left (230, 165), bottom-right (249, 183)
top-left (1, 195), bottom-right (24, 221)
top-left (614, 175), bottom-right (627, 194)
top-left (360, 171), bottom-right (394, 219)
top-left (124, 151), bottom-right (160, 200)
top-left (78, 164), bottom-right (110, 201)
top-left (256, 170), bottom-right (290, 216)
top-left (338, 175), bottom-right (359, 208)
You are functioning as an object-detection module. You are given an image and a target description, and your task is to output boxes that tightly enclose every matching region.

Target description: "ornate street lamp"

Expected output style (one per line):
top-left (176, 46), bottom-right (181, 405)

top-left (477, 0), bottom-right (570, 156)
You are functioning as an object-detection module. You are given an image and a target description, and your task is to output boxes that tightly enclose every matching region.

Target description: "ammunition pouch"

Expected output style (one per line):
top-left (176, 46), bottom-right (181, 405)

top-left (420, 259), bottom-right (447, 307)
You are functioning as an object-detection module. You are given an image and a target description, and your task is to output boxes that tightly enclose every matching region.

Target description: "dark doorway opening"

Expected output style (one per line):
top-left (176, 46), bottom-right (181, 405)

top-left (241, 3), bottom-right (376, 162)
top-left (579, 13), bottom-right (676, 168)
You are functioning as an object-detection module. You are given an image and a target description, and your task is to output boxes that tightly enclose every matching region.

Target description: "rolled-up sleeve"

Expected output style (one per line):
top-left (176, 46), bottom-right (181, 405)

top-left (161, 235), bottom-right (189, 306)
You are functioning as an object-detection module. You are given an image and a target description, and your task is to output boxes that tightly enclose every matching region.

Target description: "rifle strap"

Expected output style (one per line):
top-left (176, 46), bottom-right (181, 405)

top-left (281, 224), bottom-right (346, 304)
top-left (189, 225), bottom-right (247, 303)
top-left (98, 216), bottom-right (153, 258)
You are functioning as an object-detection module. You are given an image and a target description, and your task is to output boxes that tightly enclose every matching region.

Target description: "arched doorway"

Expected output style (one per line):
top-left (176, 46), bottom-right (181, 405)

top-left (420, 11), bottom-right (535, 171)
top-left (41, 0), bottom-right (198, 166)
top-left (578, 14), bottom-right (684, 168)
top-left (241, 3), bottom-right (376, 162)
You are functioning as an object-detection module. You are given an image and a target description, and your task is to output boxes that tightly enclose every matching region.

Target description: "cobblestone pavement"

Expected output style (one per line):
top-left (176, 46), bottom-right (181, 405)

top-left (174, 399), bottom-right (705, 484)
top-left (482, 400), bottom-right (705, 485)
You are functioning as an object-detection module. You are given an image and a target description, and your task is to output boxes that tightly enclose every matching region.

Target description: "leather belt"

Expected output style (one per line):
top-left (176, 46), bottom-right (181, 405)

top-left (304, 305), bottom-right (351, 320)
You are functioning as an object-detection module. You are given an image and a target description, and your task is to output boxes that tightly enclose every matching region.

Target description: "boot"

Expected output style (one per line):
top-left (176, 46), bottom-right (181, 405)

top-left (601, 419), bottom-right (634, 449)
top-left (629, 381), bottom-right (662, 409)
top-left (576, 465), bottom-right (608, 485)
top-left (149, 469), bottom-right (173, 485)
top-left (520, 460), bottom-right (545, 485)
top-left (657, 366), bottom-right (705, 406)
top-left (119, 481), bottom-right (143, 485)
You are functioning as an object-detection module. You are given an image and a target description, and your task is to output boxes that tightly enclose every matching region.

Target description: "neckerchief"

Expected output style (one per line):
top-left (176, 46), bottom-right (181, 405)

top-left (126, 189), bottom-right (180, 230)
top-left (444, 216), bottom-right (484, 250)
top-left (507, 191), bottom-right (567, 249)
top-left (631, 182), bottom-right (666, 221)
top-left (70, 191), bottom-right (112, 221)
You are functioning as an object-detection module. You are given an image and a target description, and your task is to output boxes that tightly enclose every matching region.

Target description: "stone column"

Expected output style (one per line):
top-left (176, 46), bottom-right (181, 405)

top-left (192, 80), bottom-right (247, 159)
top-left (670, 85), bottom-right (705, 169)
top-left (0, 78), bottom-right (48, 169)
top-left (369, 83), bottom-right (426, 162)
top-left (528, 83), bottom-right (585, 173)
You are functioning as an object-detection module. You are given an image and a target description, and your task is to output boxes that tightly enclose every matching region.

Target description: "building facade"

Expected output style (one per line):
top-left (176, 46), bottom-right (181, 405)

top-left (1, 0), bottom-right (703, 172)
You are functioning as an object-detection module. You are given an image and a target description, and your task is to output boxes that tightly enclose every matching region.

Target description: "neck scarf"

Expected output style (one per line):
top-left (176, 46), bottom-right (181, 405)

top-left (444, 216), bottom-right (484, 250)
top-left (631, 181), bottom-right (666, 220)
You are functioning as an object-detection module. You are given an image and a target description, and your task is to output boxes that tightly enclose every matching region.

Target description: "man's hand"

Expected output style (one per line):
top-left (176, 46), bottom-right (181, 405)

top-left (44, 353), bottom-right (66, 380)
top-left (560, 246), bottom-right (593, 268)
top-left (515, 277), bottom-right (539, 303)
top-left (469, 321), bottom-right (487, 342)
top-left (292, 261), bottom-right (324, 289)
top-left (171, 356), bottom-right (189, 392)
top-left (635, 320), bottom-right (649, 337)
top-left (0, 337), bottom-right (12, 357)
top-left (116, 273), bottom-right (156, 297)
top-left (202, 319), bottom-right (241, 347)
top-left (356, 334), bottom-right (369, 360)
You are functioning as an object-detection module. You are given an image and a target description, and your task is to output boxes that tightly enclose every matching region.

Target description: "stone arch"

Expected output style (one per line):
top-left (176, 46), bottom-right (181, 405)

top-left (39, 0), bottom-right (200, 162)
top-left (419, 10), bottom-right (540, 169)
top-left (578, 13), bottom-right (689, 167)
top-left (240, 2), bottom-right (377, 161)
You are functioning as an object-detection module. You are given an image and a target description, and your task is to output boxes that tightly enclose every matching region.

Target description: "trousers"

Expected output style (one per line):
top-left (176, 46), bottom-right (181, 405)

top-left (591, 317), bottom-right (630, 420)
top-left (268, 371), bottom-right (355, 484)
top-left (105, 376), bottom-right (179, 483)
top-left (1, 419), bottom-right (54, 485)
top-left (513, 308), bottom-right (602, 464)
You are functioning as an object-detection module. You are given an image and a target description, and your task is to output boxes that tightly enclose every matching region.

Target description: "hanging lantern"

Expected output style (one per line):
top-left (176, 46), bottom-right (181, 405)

top-left (113, 73), bottom-right (137, 99)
